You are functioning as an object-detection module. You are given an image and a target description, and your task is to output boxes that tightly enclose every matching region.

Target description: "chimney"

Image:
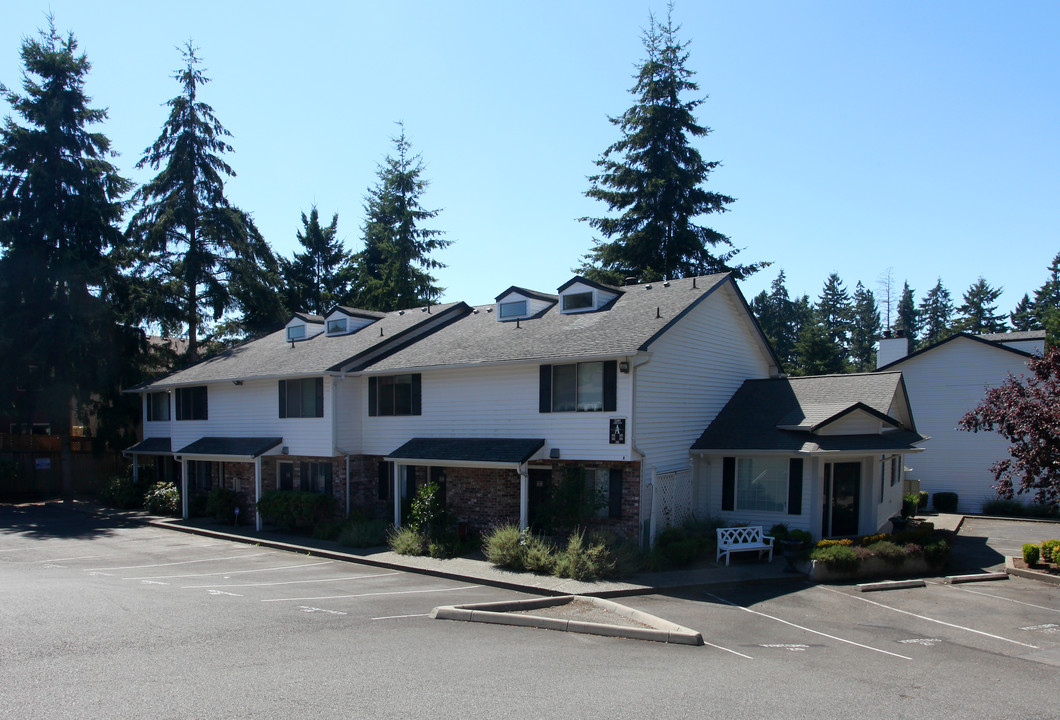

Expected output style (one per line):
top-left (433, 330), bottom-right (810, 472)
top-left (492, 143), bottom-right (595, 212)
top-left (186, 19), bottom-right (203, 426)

top-left (877, 330), bottom-right (909, 369)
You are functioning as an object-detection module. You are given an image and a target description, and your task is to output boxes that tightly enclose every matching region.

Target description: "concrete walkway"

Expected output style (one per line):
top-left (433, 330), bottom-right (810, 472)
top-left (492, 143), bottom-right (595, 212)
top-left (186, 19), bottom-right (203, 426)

top-left (148, 514), bottom-right (802, 598)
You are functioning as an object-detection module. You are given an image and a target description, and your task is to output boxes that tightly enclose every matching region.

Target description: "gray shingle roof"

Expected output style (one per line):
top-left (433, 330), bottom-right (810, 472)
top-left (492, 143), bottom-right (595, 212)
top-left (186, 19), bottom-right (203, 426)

top-left (692, 372), bottom-right (926, 453)
top-left (124, 437), bottom-right (172, 455)
top-left (144, 302), bottom-right (466, 388)
top-left (176, 437), bottom-right (283, 458)
top-left (977, 330), bottom-right (1046, 342)
top-left (367, 274), bottom-right (763, 371)
top-left (386, 437), bottom-right (545, 465)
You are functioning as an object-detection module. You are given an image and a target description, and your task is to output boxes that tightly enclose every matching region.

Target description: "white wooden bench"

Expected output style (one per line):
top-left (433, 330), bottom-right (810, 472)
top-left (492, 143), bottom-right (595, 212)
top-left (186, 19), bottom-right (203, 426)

top-left (716, 526), bottom-right (774, 566)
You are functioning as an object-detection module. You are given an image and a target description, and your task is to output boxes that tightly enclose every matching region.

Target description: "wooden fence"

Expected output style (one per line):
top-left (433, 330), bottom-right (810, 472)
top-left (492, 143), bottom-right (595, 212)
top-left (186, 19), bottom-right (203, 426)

top-left (0, 434), bottom-right (125, 501)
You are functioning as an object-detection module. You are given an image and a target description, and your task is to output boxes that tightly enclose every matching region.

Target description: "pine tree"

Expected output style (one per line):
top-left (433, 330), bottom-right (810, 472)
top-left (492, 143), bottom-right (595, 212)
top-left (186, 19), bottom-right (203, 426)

top-left (127, 43), bottom-right (276, 359)
top-left (793, 315), bottom-right (847, 376)
top-left (850, 282), bottom-right (881, 371)
top-left (750, 270), bottom-right (802, 367)
top-left (281, 207), bottom-right (353, 315)
top-left (817, 273), bottom-right (854, 357)
top-left (0, 19), bottom-right (133, 498)
top-left (1033, 253), bottom-right (1060, 341)
top-left (918, 278), bottom-right (954, 346)
top-left (892, 282), bottom-right (920, 349)
top-left (955, 277), bottom-right (1007, 334)
top-left (351, 125), bottom-right (451, 312)
top-left (578, 6), bottom-right (765, 284)
top-left (1009, 294), bottom-right (1039, 332)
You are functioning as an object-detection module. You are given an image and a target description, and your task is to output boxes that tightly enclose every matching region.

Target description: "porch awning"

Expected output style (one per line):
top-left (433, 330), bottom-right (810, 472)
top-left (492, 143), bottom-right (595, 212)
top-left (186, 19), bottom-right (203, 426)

top-left (175, 437), bottom-right (283, 461)
top-left (123, 437), bottom-right (172, 455)
top-left (385, 438), bottom-right (546, 469)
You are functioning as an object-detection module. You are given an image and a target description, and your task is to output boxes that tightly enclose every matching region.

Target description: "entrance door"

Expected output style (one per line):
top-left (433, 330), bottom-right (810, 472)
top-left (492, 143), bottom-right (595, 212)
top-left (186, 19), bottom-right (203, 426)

top-left (825, 462), bottom-right (861, 537)
top-left (527, 469), bottom-right (551, 528)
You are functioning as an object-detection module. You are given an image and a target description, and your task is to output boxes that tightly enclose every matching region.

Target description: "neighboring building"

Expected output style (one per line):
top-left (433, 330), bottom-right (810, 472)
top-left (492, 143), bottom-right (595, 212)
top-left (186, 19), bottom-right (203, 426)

top-left (691, 372), bottom-right (927, 538)
top-left (876, 330), bottom-right (1046, 513)
top-left (126, 274), bottom-right (784, 541)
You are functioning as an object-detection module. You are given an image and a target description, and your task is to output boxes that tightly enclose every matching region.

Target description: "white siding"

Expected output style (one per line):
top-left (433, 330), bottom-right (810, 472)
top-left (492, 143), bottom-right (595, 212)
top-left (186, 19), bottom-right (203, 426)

top-left (816, 412), bottom-right (884, 435)
top-left (697, 453), bottom-right (815, 536)
top-left (495, 291), bottom-right (553, 318)
top-left (635, 284), bottom-right (774, 476)
top-left (890, 338), bottom-right (1033, 512)
top-left (170, 378), bottom-right (336, 457)
top-left (360, 363), bottom-right (634, 460)
top-left (334, 375), bottom-right (361, 453)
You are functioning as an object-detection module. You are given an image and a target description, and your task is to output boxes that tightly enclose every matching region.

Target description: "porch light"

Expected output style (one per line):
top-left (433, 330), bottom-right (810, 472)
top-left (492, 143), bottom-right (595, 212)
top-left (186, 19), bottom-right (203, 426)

top-left (619, 361), bottom-right (630, 374)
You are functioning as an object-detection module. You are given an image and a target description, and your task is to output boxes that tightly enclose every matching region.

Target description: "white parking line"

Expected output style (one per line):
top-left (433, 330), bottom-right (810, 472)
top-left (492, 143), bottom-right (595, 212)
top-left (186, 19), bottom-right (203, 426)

top-left (940, 584), bottom-right (1060, 614)
top-left (703, 640), bottom-right (753, 659)
top-left (182, 572), bottom-right (401, 589)
top-left (818, 586), bottom-right (1040, 649)
top-left (30, 555), bottom-right (100, 563)
top-left (124, 560), bottom-right (332, 580)
top-left (86, 552), bottom-right (272, 571)
top-left (705, 592), bottom-right (912, 660)
top-left (260, 584), bottom-right (481, 603)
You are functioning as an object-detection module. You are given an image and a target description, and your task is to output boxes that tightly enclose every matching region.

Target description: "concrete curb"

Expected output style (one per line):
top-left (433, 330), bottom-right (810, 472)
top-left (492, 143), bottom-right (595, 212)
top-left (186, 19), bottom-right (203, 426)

top-left (1005, 556), bottom-right (1060, 586)
top-left (431, 595), bottom-right (704, 645)
top-left (856, 579), bottom-right (927, 592)
top-left (943, 572), bottom-right (1009, 584)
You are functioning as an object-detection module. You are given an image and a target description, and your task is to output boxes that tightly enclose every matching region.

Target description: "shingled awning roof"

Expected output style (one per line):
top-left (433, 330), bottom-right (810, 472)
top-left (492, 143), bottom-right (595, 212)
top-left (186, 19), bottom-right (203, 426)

top-left (123, 437), bottom-right (172, 455)
top-left (176, 437), bottom-right (284, 460)
top-left (386, 438), bottom-right (546, 468)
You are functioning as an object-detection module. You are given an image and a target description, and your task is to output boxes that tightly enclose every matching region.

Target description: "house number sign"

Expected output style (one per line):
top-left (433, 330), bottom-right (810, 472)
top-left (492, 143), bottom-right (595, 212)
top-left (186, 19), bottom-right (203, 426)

top-left (609, 418), bottom-right (626, 444)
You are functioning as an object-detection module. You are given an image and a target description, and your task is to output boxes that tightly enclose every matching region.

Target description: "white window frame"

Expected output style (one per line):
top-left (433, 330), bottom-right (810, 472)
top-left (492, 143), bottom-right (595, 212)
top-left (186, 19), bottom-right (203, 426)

top-left (287, 325), bottom-right (306, 342)
top-left (499, 300), bottom-right (527, 318)
top-left (561, 291), bottom-right (594, 313)
top-left (326, 318), bottom-right (347, 335)
top-left (735, 457), bottom-right (789, 513)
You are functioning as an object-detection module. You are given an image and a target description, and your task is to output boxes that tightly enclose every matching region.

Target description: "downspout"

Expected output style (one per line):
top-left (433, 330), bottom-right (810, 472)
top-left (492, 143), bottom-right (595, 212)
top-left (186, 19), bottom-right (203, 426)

top-left (254, 456), bottom-right (263, 532)
top-left (181, 457), bottom-right (189, 519)
top-left (518, 462), bottom-right (529, 532)
top-left (345, 454), bottom-right (351, 517)
top-left (631, 353), bottom-right (652, 546)
top-left (393, 462), bottom-right (401, 528)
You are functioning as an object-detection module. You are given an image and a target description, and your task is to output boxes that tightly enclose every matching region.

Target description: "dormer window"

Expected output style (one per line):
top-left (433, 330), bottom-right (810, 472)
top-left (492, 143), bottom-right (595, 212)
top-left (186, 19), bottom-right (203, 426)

top-left (287, 325), bottom-right (306, 342)
top-left (326, 318), bottom-right (348, 335)
top-left (499, 300), bottom-right (527, 319)
top-left (561, 292), bottom-right (593, 312)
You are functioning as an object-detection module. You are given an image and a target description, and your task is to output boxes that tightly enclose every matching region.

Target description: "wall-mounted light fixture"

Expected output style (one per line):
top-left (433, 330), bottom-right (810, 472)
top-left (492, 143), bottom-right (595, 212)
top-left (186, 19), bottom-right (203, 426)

top-left (232, 380), bottom-right (243, 386)
top-left (549, 448), bottom-right (561, 459)
top-left (618, 361), bottom-right (630, 374)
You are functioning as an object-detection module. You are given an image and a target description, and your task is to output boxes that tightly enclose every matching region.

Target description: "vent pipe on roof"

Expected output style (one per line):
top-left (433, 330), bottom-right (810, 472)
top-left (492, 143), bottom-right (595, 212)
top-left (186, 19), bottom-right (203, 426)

top-left (625, 276), bottom-right (637, 286)
top-left (692, 277), bottom-right (697, 289)
top-left (656, 307), bottom-right (661, 319)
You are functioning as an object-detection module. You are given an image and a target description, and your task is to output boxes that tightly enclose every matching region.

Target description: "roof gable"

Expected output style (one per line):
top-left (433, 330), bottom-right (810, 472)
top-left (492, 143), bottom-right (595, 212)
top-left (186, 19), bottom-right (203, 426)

top-left (877, 331), bottom-right (1039, 371)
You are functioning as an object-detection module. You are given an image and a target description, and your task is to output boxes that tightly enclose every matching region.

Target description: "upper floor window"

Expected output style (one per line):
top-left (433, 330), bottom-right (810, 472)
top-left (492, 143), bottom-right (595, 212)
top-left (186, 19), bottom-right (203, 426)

top-left (561, 292), bottom-right (593, 312)
top-left (175, 386), bottom-right (208, 421)
top-left (146, 391), bottom-right (170, 422)
top-left (326, 318), bottom-right (347, 335)
top-left (538, 361), bottom-right (616, 413)
top-left (499, 300), bottom-right (527, 318)
top-left (368, 374), bottom-right (421, 416)
top-left (287, 325), bottom-right (306, 342)
top-left (278, 378), bottom-right (324, 418)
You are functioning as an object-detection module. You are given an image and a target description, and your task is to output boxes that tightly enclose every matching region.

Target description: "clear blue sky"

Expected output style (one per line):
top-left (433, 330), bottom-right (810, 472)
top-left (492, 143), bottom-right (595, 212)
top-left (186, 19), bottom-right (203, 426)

top-left (3, 1), bottom-right (1057, 321)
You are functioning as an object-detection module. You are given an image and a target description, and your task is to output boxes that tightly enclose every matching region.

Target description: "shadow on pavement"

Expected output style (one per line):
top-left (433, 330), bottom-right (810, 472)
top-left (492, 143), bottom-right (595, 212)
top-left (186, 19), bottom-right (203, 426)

top-left (0, 502), bottom-right (132, 540)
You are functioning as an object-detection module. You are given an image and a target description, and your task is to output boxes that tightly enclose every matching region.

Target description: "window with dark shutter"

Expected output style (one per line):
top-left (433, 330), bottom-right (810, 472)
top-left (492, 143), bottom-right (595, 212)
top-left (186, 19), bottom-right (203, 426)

top-left (603, 360), bottom-right (617, 412)
top-left (722, 457), bottom-right (735, 512)
top-left (539, 365), bottom-right (552, 413)
top-left (788, 458), bottom-right (803, 515)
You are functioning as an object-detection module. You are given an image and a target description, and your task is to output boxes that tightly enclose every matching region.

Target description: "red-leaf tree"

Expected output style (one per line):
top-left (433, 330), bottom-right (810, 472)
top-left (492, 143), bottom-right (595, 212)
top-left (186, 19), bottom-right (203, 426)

top-left (959, 347), bottom-right (1060, 504)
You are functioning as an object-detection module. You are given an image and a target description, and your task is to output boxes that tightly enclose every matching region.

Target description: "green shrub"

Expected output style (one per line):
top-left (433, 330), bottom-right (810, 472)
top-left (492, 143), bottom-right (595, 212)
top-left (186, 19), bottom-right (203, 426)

top-left (98, 472), bottom-right (146, 509)
top-left (1039, 539), bottom-right (1060, 564)
top-left (866, 540), bottom-right (907, 566)
top-left (338, 519), bottom-right (390, 548)
top-left (482, 524), bottom-right (525, 570)
top-left (388, 525), bottom-right (426, 556)
top-left (932, 492), bottom-right (959, 513)
top-left (768, 523), bottom-right (790, 542)
top-left (787, 529), bottom-right (813, 544)
top-left (922, 537), bottom-right (951, 567)
top-left (312, 519), bottom-right (345, 541)
top-left (1023, 543), bottom-right (1041, 565)
top-left (205, 487), bottom-right (241, 523)
top-left (902, 493), bottom-right (920, 518)
top-left (653, 526), bottom-right (704, 567)
top-left (256, 490), bottom-right (337, 531)
top-left (523, 535), bottom-right (558, 574)
top-left (410, 480), bottom-right (447, 535)
top-left (810, 544), bottom-right (860, 573)
top-left (143, 482), bottom-right (180, 516)
top-left (553, 528), bottom-right (616, 581)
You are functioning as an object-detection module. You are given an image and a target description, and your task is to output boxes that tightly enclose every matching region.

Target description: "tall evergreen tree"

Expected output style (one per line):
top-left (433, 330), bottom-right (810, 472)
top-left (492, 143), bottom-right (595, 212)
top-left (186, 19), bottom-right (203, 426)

top-left (750, 269), bottom-right (802, 367)
top-left (351, 125), bottom-right (450, 312)
top-left (850, 282), bottom-right (881, 371)
top-left (955, 277), bottom-right (1007, 334)
top-left (1033, 253), bottom-right (1060, 341)
top-left (918, 278), bottom-right (954, 346)
top-left (578, 6), bottom-right (765, 284)
top-left (1009, 293), bottom-right (1039, 332)
top-left (0, 20), bottom-right (134, 498)
top-left (816, 273), bottom-right (854, 356)
top-left (892, 281), bottom-right (920, 349)
top-left (127, 43), bottom-right (275, 359)
top-left (280, 207), bottom-right (353, 315)
top-left (793, 314), bottom-right (847, 376)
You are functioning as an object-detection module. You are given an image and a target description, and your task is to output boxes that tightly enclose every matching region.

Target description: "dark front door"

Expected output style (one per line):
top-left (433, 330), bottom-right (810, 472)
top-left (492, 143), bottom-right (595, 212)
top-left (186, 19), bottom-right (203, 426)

top-left (825, 462), bottom-right (861, 537)
top-left (279, 462), bottom-right (293, 491)
top-left (528, 469), bottom-right (551, 528)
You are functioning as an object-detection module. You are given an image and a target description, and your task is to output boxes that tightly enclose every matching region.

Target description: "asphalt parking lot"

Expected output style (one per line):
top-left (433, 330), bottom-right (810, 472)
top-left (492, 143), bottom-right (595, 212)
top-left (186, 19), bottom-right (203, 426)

top-left (3, 504), bottom-right (1060, 719)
